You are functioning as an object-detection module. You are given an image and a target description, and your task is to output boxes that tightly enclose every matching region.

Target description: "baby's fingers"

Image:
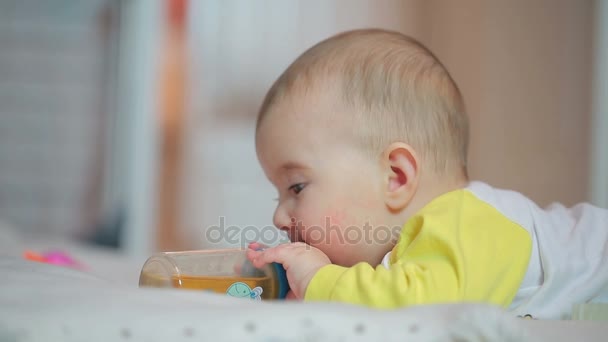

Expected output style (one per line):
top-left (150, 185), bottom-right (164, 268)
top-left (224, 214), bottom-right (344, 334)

top-left (245, 248), bottom-right (263, 266)
top-left (248, 248), bottom-right (277, 268)
top-left (248, 244), bottom-right (295, 268)
top-left (248, 242), bottom-right (268, 251)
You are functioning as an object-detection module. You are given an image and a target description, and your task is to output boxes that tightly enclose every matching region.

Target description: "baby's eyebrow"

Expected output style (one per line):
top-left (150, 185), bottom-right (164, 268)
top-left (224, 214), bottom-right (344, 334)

top-left (270, 161), bottom-right (309, 185)
top-left (279, 161), bottom-right (309, 172)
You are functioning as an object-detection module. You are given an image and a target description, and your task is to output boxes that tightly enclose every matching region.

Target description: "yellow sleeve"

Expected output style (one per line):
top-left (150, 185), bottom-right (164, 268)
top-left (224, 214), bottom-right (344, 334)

top-left (304, 190), bottom-right (532, 308)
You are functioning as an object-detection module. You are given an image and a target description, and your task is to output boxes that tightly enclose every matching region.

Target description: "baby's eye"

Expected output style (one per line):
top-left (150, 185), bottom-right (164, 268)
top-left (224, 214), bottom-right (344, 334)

top-left (288, 183), bottom-right (306, 195)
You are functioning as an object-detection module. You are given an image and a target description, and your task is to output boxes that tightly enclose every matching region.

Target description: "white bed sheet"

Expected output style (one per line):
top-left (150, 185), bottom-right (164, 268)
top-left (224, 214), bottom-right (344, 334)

top-left (1, 257), bottom-right (607, 342)
top-left (1, 220), bottom-right (607, 342)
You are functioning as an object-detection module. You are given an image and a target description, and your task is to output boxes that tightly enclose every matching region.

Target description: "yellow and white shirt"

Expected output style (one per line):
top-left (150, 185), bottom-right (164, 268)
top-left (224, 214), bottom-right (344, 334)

top-left (305, 181), bottom-right (608, 319)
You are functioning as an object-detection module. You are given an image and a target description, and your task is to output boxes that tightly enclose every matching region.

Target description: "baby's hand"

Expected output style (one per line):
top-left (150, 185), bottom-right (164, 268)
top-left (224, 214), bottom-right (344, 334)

top-left (247, 242), bottom-right (330, 299)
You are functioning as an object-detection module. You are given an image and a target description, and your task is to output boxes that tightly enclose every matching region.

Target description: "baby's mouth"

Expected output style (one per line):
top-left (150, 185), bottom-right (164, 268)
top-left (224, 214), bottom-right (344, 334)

top-left (286, 226), bottom-right (304, 243)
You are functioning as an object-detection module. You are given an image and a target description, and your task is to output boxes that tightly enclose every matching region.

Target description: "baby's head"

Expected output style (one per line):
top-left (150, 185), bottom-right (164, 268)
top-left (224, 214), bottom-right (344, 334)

top-left (255, 29), bottom-right (469, 267)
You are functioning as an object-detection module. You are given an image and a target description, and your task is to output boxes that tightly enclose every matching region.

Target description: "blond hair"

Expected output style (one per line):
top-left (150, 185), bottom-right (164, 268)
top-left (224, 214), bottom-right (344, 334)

top-left (257, 29), bottom-right (469, 175)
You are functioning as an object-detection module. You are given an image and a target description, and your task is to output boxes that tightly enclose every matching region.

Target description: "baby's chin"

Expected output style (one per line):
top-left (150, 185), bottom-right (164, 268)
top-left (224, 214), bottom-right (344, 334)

top-left (326, 251), bottom-right (366, 267)
top-left (330, 249), bottom-right (385, 267)
top-left (290, 238), bottom-right (377, 267)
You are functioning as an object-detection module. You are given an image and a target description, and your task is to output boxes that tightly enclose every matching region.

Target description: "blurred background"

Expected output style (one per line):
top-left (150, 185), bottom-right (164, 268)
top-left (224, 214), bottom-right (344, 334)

top-left (0, 0), bottom-right (606, 259)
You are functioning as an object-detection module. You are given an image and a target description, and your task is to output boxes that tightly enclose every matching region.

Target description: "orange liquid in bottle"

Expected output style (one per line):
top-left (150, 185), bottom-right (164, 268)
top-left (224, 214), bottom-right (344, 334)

top-left (172, 275), bottom-right (277, 300)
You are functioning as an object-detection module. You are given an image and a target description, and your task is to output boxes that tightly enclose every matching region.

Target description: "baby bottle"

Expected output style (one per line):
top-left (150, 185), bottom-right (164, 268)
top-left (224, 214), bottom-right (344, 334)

top-left (138, 249), bottom-right (290, 300)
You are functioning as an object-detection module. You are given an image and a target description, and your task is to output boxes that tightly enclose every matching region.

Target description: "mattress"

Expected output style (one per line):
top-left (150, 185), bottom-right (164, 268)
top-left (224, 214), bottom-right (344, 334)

top-left (1, 224), bottom-right (606, 341)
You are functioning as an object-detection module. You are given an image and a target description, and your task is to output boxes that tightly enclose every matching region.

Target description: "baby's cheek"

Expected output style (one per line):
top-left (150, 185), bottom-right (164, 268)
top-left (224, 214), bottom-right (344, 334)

top-left (323, 208), bottom-right (343, 227)
top-left (318, 207), bottom-right (368, 266)
top-left (324, 198), bottom-right (375, 226)
top-left (322, 207), bottom-right (356, 229)
top-left (358, 199), bottom-right (379, 210)
top-left (324, 206), bottom-right (369, 242)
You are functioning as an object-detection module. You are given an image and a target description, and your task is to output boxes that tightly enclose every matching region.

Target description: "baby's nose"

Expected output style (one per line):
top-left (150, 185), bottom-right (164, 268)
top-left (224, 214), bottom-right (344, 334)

top-left (273, 209), bottom-right (300, 241)
top-left (273, 207), bottom-right (292, 231)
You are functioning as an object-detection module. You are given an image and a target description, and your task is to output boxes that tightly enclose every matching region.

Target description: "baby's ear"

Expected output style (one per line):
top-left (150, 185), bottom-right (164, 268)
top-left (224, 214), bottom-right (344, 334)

top-left (382, 142), bottom-right (419, 211)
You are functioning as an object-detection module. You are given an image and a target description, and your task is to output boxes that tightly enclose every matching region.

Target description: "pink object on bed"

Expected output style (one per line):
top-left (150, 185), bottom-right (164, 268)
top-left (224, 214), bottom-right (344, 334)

top-left (23, 250), bottom-right (85, 269)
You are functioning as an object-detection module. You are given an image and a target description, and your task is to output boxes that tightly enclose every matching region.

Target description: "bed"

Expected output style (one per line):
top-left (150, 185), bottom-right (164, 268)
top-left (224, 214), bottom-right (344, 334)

top-left (1, 223), bottom-right (606, 341)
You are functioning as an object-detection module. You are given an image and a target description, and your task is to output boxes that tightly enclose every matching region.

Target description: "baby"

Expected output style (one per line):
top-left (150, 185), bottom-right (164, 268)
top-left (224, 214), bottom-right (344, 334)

top-left (246, 28), bottom-right (608, 319)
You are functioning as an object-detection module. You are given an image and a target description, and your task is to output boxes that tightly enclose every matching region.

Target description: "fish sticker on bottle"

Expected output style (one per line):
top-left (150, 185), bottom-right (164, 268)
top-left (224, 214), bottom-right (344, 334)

top-left (226, 282), bottom-right (263, 300)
